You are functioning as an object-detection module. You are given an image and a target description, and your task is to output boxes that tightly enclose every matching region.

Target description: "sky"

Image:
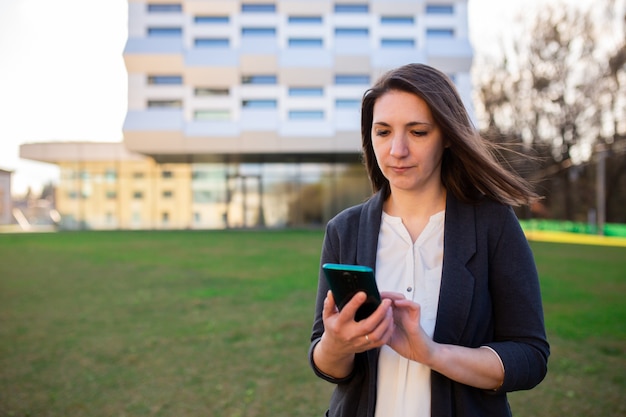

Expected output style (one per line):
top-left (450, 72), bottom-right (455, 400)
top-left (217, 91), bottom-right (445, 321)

top-left (0, 0), bottom-right (597, 196)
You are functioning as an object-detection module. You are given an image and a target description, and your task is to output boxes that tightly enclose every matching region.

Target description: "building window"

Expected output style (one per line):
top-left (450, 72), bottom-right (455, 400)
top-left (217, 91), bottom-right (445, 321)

top-left (335, 28), bottom-right (369, 36)
top-left (60, 169), bottom-right (77, 180)
top-left (425, 4), bottom-right (454, 14)
top-left (192, 171), bottom-right (209, 180)
top-left (194, 16), bottom-right (229, 24)
top-left (194, 110), bottom-right (230, 121)
top-left (148, 100), bottom-right (183, 108)
top-left (148, 75), bottom-right (183, 85)
top-left (242, 99), bottom-right (278, 109)
top-left (241, 3), bottom-right (275, 12)
top-left (242, 75), bottom-right (277, 84)
top-left (381, 16), bottom-right (414, 25)
top-left (335, 99), bottom-right (360, 108)
top-left (104, 169), bottom-right (117, 181)
top-left (162, 212), bottom-right (170, 224)
top-left (194, 38), bottom-right (230, 47)
top-left (147, 4), bottom-right (182, 12)
top-left (288, 87), bottom-right (324, 97)
top-left (68, 191), bottom-right (78, 200)
top-left (106, 191), bottom-right (117, 199)
top-left (147, 27), bottom-right (182, 37)
top-left (195, 88), bottom-right (229, 96)
top-left (335, 75), bottom-right (370, 85)
top-left (381, 38), bottom-right (415, 48)
top-left (162, 171), bottom-right (173, 179)
top-left (334, 4), bottom-right (368, 13)
top-left (242, 27), bottom-right (276, 36)
top-left (193, 190), bottom-right (213, 203)
top-left (288, 38), bottom-right (323, 47)
top-left (288, 16), bottom-right (322, 24)
top-left (133, 191), bottom-right (143, 199)
top-left (288, 110), bottom-right (324, 120)
top-left (194, 212), bottom-right (201, 223)
top-left (426, 28), bottom-right (455, 38)
top-left (133, 172), bottom-right (145, 179)
top-left (163, 190), bottom-right (173, 198)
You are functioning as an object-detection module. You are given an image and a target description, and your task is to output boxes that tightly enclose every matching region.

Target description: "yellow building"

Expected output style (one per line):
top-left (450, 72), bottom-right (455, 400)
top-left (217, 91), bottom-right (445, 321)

top-left (21, 141), bottom-right (371, 230)
top-left (21, 142), bottom-right (194, 230)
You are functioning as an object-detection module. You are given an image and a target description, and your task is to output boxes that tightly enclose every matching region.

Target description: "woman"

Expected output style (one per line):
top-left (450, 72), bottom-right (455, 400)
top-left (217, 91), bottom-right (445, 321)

top-left (309, 63), bottom-right (549, 417)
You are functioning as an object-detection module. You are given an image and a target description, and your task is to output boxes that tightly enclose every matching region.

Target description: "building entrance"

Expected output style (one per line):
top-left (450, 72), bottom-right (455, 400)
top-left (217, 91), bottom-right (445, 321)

top-left (225, 173), bottom-right (265, 228)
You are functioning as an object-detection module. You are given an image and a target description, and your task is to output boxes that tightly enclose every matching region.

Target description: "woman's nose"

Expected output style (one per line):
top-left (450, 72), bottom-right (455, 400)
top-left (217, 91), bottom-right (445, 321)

top-left (389, 134), bottom-right (409, 157)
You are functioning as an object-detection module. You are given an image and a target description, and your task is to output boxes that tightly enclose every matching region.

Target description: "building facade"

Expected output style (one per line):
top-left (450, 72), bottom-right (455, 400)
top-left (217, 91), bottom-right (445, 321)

top-left (21, 0), bottom-right (473, 230)
top-left (0, 169), bottom-right (13, 225)
top-left (20, 143), bottom-right (188, 230)
top-left (123, 0), bottom-right (473, 159)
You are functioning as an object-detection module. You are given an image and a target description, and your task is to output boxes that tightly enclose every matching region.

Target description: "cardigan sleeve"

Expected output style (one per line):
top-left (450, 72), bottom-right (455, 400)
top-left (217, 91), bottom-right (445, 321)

top-left (309, 218), bottom-right (342, 382)
top-left (483, 207), bottom-right (550, 392)
top-left (309, 205), bottom-right (362, 382)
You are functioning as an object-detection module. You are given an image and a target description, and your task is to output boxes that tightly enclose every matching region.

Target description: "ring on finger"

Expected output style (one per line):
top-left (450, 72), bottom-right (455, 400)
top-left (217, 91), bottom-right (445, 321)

top-left (365, 334), bottom-right (370, 343)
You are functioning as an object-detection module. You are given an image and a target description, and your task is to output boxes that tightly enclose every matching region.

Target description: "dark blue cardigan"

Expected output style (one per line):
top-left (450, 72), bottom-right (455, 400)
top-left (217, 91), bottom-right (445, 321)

top-left (309, 188), bottom-right (549, 417)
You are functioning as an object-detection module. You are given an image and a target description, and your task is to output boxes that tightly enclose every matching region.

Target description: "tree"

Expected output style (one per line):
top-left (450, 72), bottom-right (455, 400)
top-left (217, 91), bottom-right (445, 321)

top-left (599, 3), bottom-right (626, 223)
top-left (476, 0), bottom-right (626, 222)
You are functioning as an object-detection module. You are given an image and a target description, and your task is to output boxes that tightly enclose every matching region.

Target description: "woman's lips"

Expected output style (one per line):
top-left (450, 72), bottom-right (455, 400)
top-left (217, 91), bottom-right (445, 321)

top-left (390, 166), bottom-right (412, 173)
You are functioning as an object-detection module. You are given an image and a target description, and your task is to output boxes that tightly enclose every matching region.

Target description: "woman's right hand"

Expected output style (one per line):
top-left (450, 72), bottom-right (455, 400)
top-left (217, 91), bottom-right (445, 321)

top-left (312, 290), bottom-right (394, 379)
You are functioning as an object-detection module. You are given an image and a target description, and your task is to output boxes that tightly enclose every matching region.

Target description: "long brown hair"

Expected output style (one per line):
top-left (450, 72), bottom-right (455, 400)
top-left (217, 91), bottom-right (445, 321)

top-left (361, 63), bottom-right (539, 206)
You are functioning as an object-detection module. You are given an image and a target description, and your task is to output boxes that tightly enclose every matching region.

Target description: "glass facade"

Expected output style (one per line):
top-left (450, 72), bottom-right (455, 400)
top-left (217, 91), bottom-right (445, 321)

top-left (190, 162), bottom-right (371, 229)
top-left (55, 159), bottom-right (370, 230)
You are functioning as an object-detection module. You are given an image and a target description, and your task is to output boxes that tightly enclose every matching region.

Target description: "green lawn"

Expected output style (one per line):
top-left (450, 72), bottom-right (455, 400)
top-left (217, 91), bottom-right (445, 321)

top-left (0, 231), bottom-right (624, 417)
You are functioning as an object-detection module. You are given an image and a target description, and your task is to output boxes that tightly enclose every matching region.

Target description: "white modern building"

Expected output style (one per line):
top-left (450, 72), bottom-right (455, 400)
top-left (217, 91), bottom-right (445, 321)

top-left (21, 0), bottom-right (474, 230)
top-left (123, 0), bottom-right (473, 161)
top-left (122, 0), bottom-right (473, 229)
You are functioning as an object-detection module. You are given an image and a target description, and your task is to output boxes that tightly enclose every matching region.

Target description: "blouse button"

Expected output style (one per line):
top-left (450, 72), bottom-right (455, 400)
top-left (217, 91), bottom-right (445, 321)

top-left (406, 286), bottom-right (413, 292)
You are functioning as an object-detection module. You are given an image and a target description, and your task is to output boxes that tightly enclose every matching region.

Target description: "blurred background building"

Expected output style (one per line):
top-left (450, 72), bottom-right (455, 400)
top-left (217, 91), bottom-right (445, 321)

top-left (0, 169), bottom-right (13, 225)
top-left (21, 0), bottom-right (473, 230)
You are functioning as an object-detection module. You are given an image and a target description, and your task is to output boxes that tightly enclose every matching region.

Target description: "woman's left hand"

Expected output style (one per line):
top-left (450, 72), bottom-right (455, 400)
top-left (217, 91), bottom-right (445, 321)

top-left (381, 292), bottom-right (436, 366)
top-left (381, 292), bottom-right (505, 389)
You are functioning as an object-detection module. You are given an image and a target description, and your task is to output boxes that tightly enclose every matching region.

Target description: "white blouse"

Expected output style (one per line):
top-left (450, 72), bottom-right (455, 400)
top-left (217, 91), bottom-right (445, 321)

top-left (374, 210), bottom-right (445, 417)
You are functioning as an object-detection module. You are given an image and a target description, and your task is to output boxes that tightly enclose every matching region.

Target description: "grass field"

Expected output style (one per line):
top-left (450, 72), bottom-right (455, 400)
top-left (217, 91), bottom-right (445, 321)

top-left (0, 230), bottom-right (624, 417)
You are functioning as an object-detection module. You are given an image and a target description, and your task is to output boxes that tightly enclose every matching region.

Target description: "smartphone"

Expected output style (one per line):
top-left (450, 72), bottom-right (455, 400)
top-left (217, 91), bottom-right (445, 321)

top-left (322, 263), bottom-right (381, 321)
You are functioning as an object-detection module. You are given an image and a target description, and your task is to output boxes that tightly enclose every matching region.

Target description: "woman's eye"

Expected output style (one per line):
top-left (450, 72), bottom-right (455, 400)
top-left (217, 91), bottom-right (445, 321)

top-left (374, 129), bottom-right (390, 137)
top-left (411, 130), bottom-right (427, 137)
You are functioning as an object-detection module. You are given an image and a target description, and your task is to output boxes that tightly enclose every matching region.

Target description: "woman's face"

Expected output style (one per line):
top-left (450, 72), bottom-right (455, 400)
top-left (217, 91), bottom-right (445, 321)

top-left (371, 89), bottom-right (447, 194)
